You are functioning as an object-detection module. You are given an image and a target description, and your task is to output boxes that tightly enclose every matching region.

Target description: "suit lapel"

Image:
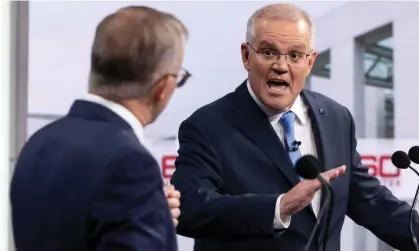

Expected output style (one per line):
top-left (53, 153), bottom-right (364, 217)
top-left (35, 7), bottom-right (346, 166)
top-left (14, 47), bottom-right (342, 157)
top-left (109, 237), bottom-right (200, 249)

top-left (301, 90), bottom-right (335, 173)
top-left (231, 82), bottom-right (301, 187)
top-left (302, 90), bottom-right (344, 241)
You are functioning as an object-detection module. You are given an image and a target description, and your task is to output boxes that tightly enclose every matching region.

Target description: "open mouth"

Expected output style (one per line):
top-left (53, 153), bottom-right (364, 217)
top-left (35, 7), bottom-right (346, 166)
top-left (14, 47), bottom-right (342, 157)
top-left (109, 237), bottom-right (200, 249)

top-left (267, 79), bottom-right (289, 92)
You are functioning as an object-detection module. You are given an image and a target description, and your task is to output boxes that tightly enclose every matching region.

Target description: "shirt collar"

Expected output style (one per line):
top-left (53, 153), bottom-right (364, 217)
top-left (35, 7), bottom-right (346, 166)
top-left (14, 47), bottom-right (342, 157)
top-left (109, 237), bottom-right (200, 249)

top-left (246, 80), bottom-right (308, 126)
top-left (82, 93), bottom-right (145, 144)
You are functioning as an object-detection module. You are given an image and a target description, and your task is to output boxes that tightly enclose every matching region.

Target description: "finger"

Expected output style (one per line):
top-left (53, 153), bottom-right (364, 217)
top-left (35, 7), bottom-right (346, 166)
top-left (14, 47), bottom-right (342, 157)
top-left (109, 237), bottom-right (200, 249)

top-left (167, 198), bottom-right (180, 208)
top-left (173, 218), bottom-right (179, 227)
top-left (164, 184), bottom-right (175, 197)
top-left (171, 208), bottom-right (181, 219)
top-left (168, 190), bottom-right (181, 199)
top-left (336, 165), bottom-right (346, 175)
top-left (322, 165), bottom-right (346, 181)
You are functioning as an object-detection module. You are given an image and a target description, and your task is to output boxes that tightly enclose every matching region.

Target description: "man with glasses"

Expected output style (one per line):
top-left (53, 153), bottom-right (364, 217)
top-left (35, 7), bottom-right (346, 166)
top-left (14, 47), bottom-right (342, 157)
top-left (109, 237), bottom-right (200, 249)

top-left (11, 6), bottom-right (190, 251)
top-left (171, 3), bottom-right (419, 251)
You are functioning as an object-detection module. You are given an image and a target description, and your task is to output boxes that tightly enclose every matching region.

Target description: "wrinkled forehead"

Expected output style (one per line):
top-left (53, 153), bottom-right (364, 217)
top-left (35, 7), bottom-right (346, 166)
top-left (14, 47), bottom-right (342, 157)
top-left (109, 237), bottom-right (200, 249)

top-left (253, 18), bottom-right (312, 50)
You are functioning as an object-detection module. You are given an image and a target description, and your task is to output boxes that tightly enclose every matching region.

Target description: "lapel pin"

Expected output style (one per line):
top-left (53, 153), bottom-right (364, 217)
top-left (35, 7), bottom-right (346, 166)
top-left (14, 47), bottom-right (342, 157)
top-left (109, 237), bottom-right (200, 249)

top-left (319, 108), bottom-right (324, 114)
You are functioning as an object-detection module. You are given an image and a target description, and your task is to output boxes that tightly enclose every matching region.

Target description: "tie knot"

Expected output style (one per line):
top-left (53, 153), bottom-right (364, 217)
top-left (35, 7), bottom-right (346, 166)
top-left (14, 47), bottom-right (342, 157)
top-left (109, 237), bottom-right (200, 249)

top-left (280, 111), bottom-right (295, 133)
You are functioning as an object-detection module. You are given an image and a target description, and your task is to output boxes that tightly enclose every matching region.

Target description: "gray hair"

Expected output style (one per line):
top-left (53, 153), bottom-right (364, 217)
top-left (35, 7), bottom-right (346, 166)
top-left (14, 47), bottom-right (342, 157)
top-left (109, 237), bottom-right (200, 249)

top-left (246, 4), bottom-right (315, 49)
top-left (88, 6), bottom-right (188, 99)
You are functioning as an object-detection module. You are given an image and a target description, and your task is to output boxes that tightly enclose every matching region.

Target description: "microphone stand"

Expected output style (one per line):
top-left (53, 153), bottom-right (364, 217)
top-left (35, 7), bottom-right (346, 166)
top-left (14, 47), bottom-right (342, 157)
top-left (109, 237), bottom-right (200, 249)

top-left (408, 166), bottom-right (419, 251)
top-left (303, 187), bottom-right (330, 251)
top-left (322, 187), bottom-right (334, 251)
top-left (303, 173), bottom-right (332, 251)
top-left (410, 185), bottom-right (419, 251)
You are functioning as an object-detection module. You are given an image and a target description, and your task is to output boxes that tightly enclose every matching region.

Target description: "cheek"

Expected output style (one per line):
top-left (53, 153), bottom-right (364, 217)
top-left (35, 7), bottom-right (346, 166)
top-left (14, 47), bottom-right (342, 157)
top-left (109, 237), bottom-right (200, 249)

top-left (251, 60), bottom-right (270, 77)
top-left (290, 69), bottom-right (307, 87)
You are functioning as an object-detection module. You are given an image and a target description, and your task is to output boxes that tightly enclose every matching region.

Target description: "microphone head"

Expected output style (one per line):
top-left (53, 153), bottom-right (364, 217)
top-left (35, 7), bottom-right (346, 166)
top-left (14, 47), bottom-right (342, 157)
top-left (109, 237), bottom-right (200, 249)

top-left (408, 146), bottom-right (419, 164)
top-left (295, 155), bottom-right (321, 179)
top-left (391, 150), bottom-right (410, 169)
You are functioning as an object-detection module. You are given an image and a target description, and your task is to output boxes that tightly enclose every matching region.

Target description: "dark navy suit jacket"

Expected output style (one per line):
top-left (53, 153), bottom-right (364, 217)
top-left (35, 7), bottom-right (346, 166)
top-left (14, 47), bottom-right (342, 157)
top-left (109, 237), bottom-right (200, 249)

top-left (11, 100), bottom-right (177, 251)
top-left (171, 81), bottom-right (419, 251)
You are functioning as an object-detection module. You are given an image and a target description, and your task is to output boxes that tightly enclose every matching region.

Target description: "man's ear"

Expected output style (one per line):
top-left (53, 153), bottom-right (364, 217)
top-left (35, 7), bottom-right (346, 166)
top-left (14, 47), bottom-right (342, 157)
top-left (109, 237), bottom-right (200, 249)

top-left (151, 77), bottom-right (168, 102)
top-left (307, 51), bottom-right (318, 72)
top-left (151, 76), bottom-right (177, 103)
top-left (240, 43), bottom-right (250, 71)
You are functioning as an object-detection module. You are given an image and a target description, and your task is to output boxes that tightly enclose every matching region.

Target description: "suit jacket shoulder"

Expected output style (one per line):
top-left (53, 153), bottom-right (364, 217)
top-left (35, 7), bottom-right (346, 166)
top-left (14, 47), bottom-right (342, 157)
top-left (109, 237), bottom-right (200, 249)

top-left (184, 85), bottom-right (353, 134)
top-left (187, 92), bottom-right (235, 122)
top-left (302, 89), bottom-right (350, 115)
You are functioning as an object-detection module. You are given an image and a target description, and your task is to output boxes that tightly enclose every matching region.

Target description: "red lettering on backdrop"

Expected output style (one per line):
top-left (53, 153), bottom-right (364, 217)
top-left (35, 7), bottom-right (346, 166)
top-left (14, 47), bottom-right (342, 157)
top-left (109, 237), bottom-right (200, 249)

top-left (361, 154), bottom-right (400, 178)
top-left (360, 154), bottom-right (400, 187)
top-left (162, 154), bottom-right (400, 183)
top-left (379, 155), bottom-right (399, 178)
top-left (162, 155), bottom-right (177, 179)
top-left (362, 155), bottom-right (378, 176)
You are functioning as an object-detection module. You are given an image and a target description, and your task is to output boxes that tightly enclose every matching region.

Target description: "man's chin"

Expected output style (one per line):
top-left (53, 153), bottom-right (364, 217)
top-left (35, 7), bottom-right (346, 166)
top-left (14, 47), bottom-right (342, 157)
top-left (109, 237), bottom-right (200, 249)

top-left (261, 96), bottom-right (294, 113)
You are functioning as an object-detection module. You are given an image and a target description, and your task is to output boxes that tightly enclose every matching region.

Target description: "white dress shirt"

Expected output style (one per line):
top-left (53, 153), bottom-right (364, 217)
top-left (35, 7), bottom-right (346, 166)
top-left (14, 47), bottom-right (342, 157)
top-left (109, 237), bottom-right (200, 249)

top-left (82, 93), bottom-right (145, 144)
top-left (246, 82), bottom-right (321, 229)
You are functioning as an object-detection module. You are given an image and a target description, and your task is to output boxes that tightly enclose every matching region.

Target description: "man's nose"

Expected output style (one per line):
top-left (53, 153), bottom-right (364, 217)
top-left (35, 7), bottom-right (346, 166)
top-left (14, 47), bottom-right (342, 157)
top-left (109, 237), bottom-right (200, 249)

top-left (271, 54), bottom-right (289, 72)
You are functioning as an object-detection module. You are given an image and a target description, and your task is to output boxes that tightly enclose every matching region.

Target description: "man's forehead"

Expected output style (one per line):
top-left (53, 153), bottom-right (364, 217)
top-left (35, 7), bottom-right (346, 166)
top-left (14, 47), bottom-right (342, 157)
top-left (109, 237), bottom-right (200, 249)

top-left (254, 19), bottom-right (311, 47)
top-left (256, 17), bottom-right (310, 29)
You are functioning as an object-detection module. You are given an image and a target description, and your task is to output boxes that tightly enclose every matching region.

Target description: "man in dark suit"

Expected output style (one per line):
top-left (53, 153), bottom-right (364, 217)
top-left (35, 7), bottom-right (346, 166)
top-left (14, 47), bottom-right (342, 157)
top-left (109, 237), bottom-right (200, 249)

top-left (11, 6), bottom-right (190, 251)
top-left (171, 3), bottom-right (419, 251)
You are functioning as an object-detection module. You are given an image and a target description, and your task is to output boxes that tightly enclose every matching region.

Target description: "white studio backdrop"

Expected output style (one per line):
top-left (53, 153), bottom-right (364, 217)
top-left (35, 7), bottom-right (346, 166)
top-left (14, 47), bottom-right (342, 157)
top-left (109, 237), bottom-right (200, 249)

top-left (28, 0), bottom-right (345, 142)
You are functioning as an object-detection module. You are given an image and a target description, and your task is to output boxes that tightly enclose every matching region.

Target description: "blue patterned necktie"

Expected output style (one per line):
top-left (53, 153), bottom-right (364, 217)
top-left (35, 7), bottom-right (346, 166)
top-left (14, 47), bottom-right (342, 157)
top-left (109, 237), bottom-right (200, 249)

top-left (279, 111), bottom-right (302, 166)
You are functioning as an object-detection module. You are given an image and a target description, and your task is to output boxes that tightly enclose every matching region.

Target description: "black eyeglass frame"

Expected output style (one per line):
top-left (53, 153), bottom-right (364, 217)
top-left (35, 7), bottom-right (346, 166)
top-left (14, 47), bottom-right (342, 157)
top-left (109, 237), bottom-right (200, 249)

top-left (246, 42), bottom-right (312, 65)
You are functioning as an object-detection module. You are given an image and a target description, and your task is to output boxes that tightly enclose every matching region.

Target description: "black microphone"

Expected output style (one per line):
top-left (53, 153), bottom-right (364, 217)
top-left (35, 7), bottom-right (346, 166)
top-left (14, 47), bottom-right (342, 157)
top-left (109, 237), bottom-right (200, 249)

top-left (289, 140), bottom-right (302, 152)
top-left (408, 146), bottom-right (419, 250)
top-left (408, 146), bottom-right (419, 174)
top-left (295, 155), bottom-right (332, 251)
top-left (391, 150), bottom-right (419, 251)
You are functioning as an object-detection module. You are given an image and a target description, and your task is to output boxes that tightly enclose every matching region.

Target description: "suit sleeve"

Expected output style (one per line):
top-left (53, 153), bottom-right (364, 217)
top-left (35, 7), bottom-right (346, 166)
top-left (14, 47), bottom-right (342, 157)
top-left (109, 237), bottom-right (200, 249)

top-left (345, 108), bottom-right (419, 250)
top-left (170, 117), bottom-right (280, 240)
top-left (89, 150), bottom-right (174, 251)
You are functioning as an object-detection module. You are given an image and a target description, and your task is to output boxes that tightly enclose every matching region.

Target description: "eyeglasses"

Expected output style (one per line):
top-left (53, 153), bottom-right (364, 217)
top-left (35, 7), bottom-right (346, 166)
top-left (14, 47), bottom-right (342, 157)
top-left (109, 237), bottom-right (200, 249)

top-left (247, 42), bottom-right (312, 67)
top-left (166, 68), bottom-right (191, 88)
top-left (175, 68), bottom-right (191, 88)
top-left (152, 67), bottom-right (191, 91)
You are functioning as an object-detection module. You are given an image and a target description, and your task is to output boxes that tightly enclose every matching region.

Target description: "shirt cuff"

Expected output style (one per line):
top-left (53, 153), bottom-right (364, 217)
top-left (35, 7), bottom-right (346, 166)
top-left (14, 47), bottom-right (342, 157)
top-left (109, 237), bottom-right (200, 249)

top-left (273, 194), bottom-right (291, 229)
